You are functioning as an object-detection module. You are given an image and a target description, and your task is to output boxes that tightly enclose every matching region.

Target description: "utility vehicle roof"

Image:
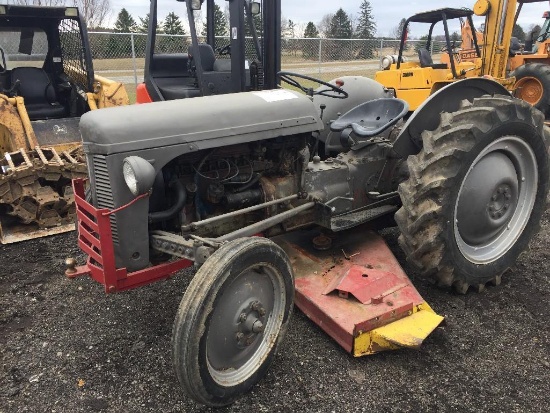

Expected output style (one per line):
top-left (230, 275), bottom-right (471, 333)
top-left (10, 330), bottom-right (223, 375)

top-left (407, 8), bottom-right (474, 24)
top-left (0, 4), bottom-right (80, 19)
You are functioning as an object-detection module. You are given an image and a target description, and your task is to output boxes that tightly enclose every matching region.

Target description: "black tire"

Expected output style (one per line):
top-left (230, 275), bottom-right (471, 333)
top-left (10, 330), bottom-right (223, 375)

top-left (172, 237), bottom-right (294, 407)
top-left (395, 95), bottom-right (549, 293)
top-left (510, 63), bottom-right (550, 117)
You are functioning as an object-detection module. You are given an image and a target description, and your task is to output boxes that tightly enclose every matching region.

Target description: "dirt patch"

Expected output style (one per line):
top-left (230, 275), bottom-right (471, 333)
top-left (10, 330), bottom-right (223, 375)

top-left (1, 211), bottom-right (549, 412)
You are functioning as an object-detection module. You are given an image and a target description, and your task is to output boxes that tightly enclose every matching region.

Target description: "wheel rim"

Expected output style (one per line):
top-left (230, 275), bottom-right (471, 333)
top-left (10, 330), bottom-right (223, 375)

top-left (454, 136), bottom-right (538, 264)
top-left (515, 76), bottom-right (544, 105)
top-left (205, 263), bottom-right (286, 386)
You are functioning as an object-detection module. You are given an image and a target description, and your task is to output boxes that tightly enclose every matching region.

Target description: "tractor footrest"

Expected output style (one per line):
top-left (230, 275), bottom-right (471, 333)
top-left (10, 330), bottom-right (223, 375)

top-left (330, 205), bottom-right (397, 232)
top-left (273, 228), bottom-right (443, 356)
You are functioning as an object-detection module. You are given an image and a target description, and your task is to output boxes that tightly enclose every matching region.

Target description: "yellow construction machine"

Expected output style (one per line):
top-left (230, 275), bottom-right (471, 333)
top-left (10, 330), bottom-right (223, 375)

top-left (447, 4), bottom-right (550, 115)
top-left (0, 4), bottom-right (128, 244)
top-left (375, 1), bottom-right (549, 112)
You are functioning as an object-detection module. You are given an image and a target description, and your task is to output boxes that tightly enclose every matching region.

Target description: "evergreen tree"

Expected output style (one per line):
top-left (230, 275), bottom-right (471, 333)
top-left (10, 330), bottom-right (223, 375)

top-left (163, 12), bottom-right (185, 35)
top-left (245, 13), bottom-right (262, 37)
top-left (201, 4), bottom-right (228, 37)
top-left (302, 22), bottom-right (319, 60)
top-left (282, 18), bottom-right (296, 38)
top-left (355, 1), bottom-right (376, 39)
top-left (114, 8), bottom-right (137, 33)
top-left (304, 22), bottom-right (319, 38)
top-left (327, 8), bottom-right (353, 39)
top-left (138, 13), bottom-right (150, 34)
top-left (512, 23), bottom-right (526, 42)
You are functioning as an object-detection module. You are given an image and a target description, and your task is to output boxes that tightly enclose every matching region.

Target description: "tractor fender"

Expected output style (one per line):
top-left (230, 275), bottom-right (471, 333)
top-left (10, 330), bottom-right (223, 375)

top-left (393, 78), bottom-right (511, 157)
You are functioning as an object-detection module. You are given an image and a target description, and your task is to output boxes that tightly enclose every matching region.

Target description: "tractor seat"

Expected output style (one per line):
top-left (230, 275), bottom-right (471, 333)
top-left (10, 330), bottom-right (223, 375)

top-left (189, 43), bottom-right (217, 72)
top-left (331, 98), bottom-right (409, 149)
top-left (418, 48), bottom-right (448, 70)
top-left (10, 67), bottom-right (67, 120)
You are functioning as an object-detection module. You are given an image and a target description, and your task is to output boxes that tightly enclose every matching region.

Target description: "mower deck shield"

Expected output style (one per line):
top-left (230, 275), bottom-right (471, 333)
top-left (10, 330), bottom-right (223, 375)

top-left (274, 229), bottom-right (444, 356)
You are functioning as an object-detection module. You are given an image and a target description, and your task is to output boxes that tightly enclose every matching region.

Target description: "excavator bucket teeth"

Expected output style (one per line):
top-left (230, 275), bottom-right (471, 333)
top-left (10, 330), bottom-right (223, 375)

top-left (0, 146), bottom-right (83, 244)
top-left (273, 228), bottom-right (444, 356)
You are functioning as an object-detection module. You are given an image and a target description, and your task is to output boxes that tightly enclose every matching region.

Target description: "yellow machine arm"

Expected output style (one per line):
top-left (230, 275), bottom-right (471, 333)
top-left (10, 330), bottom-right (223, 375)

top-left (475, 0), bottom-right (548, 78)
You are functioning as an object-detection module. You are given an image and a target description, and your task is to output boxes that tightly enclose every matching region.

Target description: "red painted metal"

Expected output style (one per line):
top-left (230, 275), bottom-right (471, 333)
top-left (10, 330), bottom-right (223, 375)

top-left (274, 229), bottom-right (426, 354)
top-left (136, 83), bottom-right (153, 104)
top-left (71, 179), bottom-right (192, 293)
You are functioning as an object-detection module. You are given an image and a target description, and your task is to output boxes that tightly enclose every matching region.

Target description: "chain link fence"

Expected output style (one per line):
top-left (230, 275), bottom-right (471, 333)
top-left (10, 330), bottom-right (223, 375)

top-left (1, 29), bottom-right (446, 101)
top-left (88, 32), bottom-right (447, 85)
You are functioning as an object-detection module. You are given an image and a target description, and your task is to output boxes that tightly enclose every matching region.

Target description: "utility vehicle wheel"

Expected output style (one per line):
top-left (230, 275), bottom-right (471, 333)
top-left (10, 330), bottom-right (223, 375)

top-left (172, 237), bottom-right (294, 407)
top-left (511, 63), bottom-right (550, 116)
top-left (395, 95), bottom-right (549, 293)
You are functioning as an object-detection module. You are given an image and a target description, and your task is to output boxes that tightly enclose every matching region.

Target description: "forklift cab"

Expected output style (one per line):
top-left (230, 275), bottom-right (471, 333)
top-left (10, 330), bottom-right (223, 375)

top-left (138, 0), bottom-right (266, 103)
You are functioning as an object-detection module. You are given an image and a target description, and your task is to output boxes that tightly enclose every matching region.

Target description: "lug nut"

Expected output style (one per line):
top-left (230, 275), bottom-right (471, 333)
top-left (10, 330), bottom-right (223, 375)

top-left (492, 195), bottom-right (498, 201)
top-left (236, 332), bottom-right (244, 341)
top-left (258, 308), bottom-right (266, 317)
top-left (252, 320), bottom-right (264, 333)
top-left (239, 312), bottom-right (247, 323)
top-left (251, 301), bottom-right (260, 311)
top-left (245, 337), bottom-right (255, 346)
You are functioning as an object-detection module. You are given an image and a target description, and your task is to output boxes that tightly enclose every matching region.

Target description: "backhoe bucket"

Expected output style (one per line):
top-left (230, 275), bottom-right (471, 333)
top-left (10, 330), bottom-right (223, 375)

top-left (274, 229), bottom-right (444, 356)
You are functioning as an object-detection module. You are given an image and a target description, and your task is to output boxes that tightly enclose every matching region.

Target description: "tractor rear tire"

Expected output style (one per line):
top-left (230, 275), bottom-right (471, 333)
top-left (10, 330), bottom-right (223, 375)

top-left (511, 63), bottom-right (550, 116)
top-left (171, 237), bottom-right (294, 407)
top-left (395, 95), bottom-right (549, 293)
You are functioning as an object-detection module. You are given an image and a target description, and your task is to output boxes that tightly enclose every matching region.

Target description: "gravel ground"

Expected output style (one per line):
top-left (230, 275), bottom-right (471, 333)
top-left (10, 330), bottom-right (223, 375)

top-left (1, 209), bottom-right (549, 413)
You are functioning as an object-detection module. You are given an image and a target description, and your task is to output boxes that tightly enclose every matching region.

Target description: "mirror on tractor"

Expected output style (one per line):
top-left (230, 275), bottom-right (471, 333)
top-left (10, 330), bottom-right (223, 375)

top-left (250, 1), bottom-right (261, 15)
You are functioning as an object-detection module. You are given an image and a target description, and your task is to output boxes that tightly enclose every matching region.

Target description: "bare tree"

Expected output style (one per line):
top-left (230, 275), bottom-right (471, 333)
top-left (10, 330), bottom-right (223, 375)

top-left (318, 13), bottom-right (334, 38)
top-left (72, 0), bottom-right (112, 29)
top-left (15, 0), bottom-right (112, 29)
top-left (14, 0), bottom-right (65, 5)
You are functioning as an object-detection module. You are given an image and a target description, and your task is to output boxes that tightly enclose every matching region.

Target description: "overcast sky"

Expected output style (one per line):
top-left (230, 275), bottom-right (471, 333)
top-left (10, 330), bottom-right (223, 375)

top-left (110, 0), bottom-right (548, 37)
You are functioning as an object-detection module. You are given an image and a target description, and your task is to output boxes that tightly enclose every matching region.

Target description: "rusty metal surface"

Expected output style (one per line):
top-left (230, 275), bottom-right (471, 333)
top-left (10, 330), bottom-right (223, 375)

top-left (0, 94), bottom-right (29, 152)
top-left (0, 217), bottom-right (75, 244)
top-left (93, 75), bottom-right (130, 109)
top-left (273, 227), bottom-right (427, 354)
top-left (0, 146), bottom-right (86, 244)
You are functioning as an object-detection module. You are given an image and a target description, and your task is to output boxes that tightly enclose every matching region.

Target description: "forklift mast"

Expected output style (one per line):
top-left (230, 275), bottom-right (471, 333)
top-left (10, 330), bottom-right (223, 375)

top-left (474, 0), bottom-right (548, 78)
top-left (140, 0), bottom-right (280, 102)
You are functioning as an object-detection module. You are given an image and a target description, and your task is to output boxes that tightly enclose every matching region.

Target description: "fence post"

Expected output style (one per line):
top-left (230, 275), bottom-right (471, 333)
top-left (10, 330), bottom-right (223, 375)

top-left (130, 33), bottom-right (138, 86)
top-left (380, 38), bottom-right (384, 58)
top-left (318, 38), bottom-right (322, 74)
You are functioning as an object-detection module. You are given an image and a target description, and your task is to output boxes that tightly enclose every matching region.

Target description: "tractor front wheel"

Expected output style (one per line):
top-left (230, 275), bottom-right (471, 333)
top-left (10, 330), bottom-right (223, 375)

top-left (395, 95), bottom-right (549, 293)
top-left (511, 63), bottom-right (550, 116)
top-left (172, 237), bottom-right (294, 407)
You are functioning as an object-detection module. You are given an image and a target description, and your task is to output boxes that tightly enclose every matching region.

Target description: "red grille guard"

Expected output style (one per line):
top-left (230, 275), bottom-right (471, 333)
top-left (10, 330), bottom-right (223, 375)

top-left (67, 179), bottom-right (192, 293)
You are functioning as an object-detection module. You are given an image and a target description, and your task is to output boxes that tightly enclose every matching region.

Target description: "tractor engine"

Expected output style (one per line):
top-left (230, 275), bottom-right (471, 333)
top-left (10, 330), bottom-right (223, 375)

top-left (155, 135), bottom-right (308, 239)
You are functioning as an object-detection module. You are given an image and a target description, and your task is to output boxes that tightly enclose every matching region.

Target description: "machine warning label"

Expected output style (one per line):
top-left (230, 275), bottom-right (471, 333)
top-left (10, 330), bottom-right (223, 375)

top-left (252, 90), bottom-right (299, 102)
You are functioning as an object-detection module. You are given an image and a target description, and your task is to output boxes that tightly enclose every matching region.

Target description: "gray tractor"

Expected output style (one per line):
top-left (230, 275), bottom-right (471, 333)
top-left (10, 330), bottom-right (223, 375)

top-left (71, 72), bottom-right (549, 407)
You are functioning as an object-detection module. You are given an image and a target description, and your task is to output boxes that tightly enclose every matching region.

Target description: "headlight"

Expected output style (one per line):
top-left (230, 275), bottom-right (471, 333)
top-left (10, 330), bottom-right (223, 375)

top-left (122, 156), bottom-right (156, 196)
top-left (191, 0), bottom-right (202, 10)
top-left (380, 55), bottom-right (394, 70)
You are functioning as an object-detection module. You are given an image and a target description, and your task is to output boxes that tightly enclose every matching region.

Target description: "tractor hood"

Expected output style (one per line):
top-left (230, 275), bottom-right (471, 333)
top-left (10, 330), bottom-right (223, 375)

top-left (80, 90), bottom-right (324, 155)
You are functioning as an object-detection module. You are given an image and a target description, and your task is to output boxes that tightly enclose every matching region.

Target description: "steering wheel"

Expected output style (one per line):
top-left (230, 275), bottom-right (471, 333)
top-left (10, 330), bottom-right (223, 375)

top-left (277, 71), bottom-right (349, 99)
top-left (217, 44), bottom-right (231, 56)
